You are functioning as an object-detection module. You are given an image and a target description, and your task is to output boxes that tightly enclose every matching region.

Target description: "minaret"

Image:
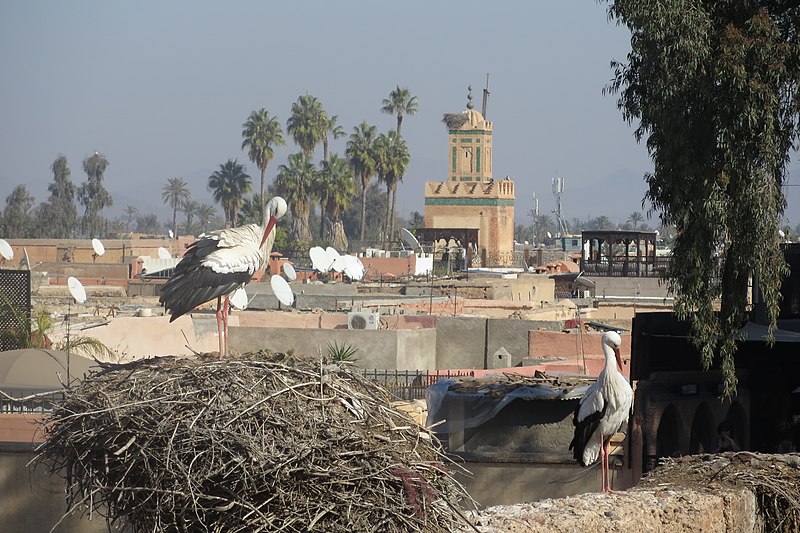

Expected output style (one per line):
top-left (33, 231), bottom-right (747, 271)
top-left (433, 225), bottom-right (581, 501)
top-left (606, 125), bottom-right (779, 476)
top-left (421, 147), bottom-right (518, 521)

top-left (444, 86), bottom-right (493, 183)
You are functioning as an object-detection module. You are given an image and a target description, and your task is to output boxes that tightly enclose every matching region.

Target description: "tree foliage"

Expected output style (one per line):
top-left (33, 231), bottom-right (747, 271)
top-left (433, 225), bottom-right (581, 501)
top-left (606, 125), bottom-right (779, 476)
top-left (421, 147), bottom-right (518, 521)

top-left (275, 152), bottom-right (317, 242)
top-left (606, 0), bottom-right (799, 394)
top-left (77, 153), bottom-right (112, 238)
top-left (208, 159), bottom-right (252, 228)
top-left (2, 185), bottom-right (35, 237)
top-left (241, 109), bottom-right (285, 224)
top-left (381, 86), bottom-right (418, 138)
top-left (346, 122), bottom-right (379, 242)
top-left (286, 95), bottom-right (328, 158)
top-left (37, 154), bottom-right (78, 238)
top-left (374, 131), bottom-right (410, 245)
top-left (162, 177), bottom-right (191, 238)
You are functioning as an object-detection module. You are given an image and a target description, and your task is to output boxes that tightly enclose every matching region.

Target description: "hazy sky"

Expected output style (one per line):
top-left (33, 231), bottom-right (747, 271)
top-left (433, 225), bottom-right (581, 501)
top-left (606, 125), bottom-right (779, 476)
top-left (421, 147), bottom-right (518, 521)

top-left (2, 2), bottom-right (798, 229)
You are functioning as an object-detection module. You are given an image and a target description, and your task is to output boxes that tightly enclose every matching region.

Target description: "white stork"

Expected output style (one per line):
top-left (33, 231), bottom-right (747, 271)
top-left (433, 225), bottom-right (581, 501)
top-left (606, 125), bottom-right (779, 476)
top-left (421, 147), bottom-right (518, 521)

top-left (159, 196), bottom-right (287, 355)
top-left (569, 330), bottom-right (633, 493)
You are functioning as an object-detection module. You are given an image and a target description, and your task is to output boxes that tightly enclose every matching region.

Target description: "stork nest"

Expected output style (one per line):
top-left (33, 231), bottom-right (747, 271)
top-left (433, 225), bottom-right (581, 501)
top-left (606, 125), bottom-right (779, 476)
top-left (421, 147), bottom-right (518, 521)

top-left (641, 452), bottom-right (800, 532)
top-left (442, 113), bottom-right (469, 130)
top-left (34, 353), bottom-right (475, 532)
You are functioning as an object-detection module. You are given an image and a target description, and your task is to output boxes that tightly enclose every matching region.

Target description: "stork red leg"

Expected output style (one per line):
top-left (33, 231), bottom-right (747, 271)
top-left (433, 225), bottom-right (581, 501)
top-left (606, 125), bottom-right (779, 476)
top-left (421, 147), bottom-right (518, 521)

top-left (215, 296), bottom-right (224, 356)
top-left (602, 438), bottom-right (613, 493)
top-left (222, 295), bottom-right (230, 356)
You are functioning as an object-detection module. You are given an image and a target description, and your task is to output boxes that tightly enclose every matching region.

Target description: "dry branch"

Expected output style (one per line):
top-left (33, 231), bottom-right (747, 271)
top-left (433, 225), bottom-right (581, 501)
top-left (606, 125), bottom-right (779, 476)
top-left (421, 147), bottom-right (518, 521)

top-left (34, 353), bottom-right (474, 532)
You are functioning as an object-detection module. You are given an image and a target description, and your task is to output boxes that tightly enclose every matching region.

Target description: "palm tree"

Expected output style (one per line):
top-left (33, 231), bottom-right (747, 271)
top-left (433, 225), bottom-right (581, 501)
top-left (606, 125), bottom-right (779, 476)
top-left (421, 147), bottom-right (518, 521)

top-left (181, 199), bottom-right (199, 235)
top-left (275, 152), bottom-right (317, 242)
top-left (323, 114), bottom-right (346, 162)
top-left (162, 177), bottom-right (191, 238)
top-left (241, 109), bottom-right (285, 225)
top-left (208, 159), bottom-right (252, 228)
top-left (196, 203), bottom-right (218, 233)
top-left (627, 211), bottom-right (644, 230)
top-left (237, 193), bottom-right (264, 226)
top-left (124, 205), bottom-right (139, 233)
top-left (591, 215), bottom-right (614, 230)
top-left (381, 86), bottom-right (418, 137)
top-left (286, 95), bottom-right (328, 157)
top-left (346, 122), bottom-right (378, 241)
top-left (317, 154), bottom-right (355, 248)
top-left (374, 131), bottom-right (410, 245)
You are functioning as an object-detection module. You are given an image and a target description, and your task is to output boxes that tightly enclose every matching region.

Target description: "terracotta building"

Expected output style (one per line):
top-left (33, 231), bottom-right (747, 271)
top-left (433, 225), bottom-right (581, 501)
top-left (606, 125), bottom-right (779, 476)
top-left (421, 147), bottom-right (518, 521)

top-left (423, 97), bottom-right (515, 267)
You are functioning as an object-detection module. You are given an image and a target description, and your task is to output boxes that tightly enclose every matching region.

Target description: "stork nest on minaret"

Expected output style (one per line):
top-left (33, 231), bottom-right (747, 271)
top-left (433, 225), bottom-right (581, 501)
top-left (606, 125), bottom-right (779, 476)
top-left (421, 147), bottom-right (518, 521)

top-left (34, 354), bottom-right (475, 532)
top-left (442, 113), bottom-right (470, 130)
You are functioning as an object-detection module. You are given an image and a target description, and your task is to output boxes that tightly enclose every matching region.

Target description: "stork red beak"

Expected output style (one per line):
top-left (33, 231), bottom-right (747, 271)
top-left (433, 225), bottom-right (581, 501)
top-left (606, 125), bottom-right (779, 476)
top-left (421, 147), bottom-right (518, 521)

top-left (260, 215), bottom-right (277, 247)
top-left (614, 347), bottom-right (624, 373)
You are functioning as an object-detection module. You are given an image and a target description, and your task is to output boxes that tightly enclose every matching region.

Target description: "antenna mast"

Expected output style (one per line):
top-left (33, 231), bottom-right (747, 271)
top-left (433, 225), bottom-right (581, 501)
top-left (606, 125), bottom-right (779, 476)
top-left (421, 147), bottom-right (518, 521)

top-left (482, 73), bottom-right (490, 119)
top-left (552, 175), bottom-right (569, 236)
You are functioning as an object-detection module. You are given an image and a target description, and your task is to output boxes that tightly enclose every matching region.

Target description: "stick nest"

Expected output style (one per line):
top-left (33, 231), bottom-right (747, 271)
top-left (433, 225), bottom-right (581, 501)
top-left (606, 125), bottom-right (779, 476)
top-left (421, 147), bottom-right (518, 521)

top-left (641, 452), bottom-right (800, 532)
top-left (34, 353), bottom-right (475, 532)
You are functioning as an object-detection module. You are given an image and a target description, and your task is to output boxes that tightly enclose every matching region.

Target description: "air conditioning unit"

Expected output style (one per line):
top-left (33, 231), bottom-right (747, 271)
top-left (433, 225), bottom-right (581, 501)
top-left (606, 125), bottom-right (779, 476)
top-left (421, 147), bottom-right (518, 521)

top-left (348, 312), bottom-right (380, 330)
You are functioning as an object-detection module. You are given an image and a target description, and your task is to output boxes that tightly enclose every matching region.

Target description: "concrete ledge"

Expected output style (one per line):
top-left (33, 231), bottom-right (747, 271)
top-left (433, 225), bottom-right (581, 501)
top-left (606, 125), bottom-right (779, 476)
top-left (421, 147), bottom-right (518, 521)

top-left (466, 486), bottom-right (759, 532)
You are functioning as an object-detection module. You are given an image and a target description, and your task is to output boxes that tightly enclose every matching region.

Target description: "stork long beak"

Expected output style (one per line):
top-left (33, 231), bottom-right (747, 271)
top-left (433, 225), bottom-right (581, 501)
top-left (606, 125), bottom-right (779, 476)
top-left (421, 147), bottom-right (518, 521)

top-left (260, 215), bottom-right (277, 247)
top-left (614, 347), bottom-right (624, 373)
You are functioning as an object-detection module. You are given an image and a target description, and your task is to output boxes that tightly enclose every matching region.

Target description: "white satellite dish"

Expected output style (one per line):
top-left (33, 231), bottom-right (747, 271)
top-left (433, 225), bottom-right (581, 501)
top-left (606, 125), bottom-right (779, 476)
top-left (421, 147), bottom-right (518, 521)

top-left (270, 275), bottom-right (294, 307)
top-left (0, 239), bottom-right (13, 261)
top-left (310, 246), bottom-right (331, 272)
top-left (330, 255), bottom-right (347, 273)
top-left (400, 228), bottom-right (422, 251)
top-left (67, 276), bottom-right (87, 304)
top-left (283, 262), bottom-right (297, 281)
top-left (168, 229), bottom-right (174, 239)
top-left (229, 287), bottom-right (248, 310)
top-left (91, 238), bottom-right (105, 256)
top-left (157, 247), bottom-right (171, 260)
top-left (343, 255), bottom-right (364, 280)
top-left (547, 232), bottom-right (552, 239)
top-left (325, 247), bottom-right (341, 268)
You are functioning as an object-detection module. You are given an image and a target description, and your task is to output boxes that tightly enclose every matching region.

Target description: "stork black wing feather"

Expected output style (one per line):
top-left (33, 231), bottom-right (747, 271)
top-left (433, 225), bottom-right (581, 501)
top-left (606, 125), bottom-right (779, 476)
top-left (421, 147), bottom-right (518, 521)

top-left (569, 402), bottom-right (608, 466)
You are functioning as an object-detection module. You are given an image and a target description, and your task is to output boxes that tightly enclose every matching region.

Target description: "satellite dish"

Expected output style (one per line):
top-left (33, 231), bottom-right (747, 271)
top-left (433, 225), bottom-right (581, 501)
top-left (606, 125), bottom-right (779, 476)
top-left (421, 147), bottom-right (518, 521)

top-left (168, 229), bottom-right (174, 239)
top-left (270, 275), bottom-right (294, 307)
top-left (0, 239), bottom-right (13, 261)
top-left (67, 276), bottom-right (87, 304)
top-left (400, 228), bottom-right (422, 251)
top-left (343, 255), bottom-right (364, 280)
top-left (229, 287), bottom-right (248, 310)
top-left (325, 247), bottom-right (340, 267)
top-left (91, 238), bottom-right (105, 256)
top-left (547, 232), bottom-right (552, 239)
top-left (157, 247), bottom-right (171, 259)
top-left (310, 246), bottom-right (331, 272)
top-left (283, 262), bottom-right (297, 281)
top-left (330, 255), bottom-right (347, 273)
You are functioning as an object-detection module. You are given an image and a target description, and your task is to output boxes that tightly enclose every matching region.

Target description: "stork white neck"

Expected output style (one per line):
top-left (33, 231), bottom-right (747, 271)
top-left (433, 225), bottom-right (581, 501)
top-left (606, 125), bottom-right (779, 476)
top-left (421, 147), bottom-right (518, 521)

top-left (603, 338), bottom-right (624, 374)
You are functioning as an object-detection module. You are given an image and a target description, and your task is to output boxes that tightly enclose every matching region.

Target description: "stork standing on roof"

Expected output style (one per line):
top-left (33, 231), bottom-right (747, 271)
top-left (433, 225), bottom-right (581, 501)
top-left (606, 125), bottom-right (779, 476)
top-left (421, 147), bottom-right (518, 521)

top-left (569, 330), bottom-right (633, 493)
top-left (160, 196), bottom-right (287, 355)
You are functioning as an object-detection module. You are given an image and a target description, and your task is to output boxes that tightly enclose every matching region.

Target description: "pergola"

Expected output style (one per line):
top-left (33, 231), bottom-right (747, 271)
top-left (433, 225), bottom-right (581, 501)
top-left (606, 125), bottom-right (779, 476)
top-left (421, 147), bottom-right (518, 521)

top-left (580, 230), bottom-right (659, 277)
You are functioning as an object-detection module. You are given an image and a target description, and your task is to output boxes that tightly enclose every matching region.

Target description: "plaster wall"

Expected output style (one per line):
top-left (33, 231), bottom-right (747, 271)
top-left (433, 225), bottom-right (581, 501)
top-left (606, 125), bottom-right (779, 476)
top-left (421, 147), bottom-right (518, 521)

top-left (589, 276), bottom-right (670, 298)
top-left (435, 316), bottom-right (487, 369)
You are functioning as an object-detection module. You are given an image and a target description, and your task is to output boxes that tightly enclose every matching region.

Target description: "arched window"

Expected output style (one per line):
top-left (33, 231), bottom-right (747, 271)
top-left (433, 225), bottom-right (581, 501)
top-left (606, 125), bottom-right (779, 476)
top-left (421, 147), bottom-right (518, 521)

top-left (689, 402), bottom-right (715, 454)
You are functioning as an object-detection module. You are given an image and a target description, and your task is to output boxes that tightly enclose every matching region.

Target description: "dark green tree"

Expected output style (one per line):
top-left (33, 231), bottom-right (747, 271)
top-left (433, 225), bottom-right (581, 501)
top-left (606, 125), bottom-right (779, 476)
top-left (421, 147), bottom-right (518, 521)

top-left (38, 154), bottom-right (78, 238)
top-left (286, 95), bottom-right (328, 158)
top-left (346, 122), bottom-right (379, 242)
top-left (181, 199), bottom-right (199, 236)
top-left (381, 85), bottom-right (418, 138)
top-left (124, 205), bottom-right (139, 233)
top-left (2, 185), bottom-right (35, 237)
top-left (135, 213), bottom-right (161, 235)
top-left (241, 109), bottom-right (285, 224)
top-left (77, 153), bottom-right (112, 238)
top-left (323, 114), bottom-right (346, 162)
top-left (162, 177), bottom-right (191, 238)
top-left (208, 159), bottom-right (252, 228)
top-left (275, 152), bottom-right (317, 242)
top-left (317, 154), bottom-right (355, 249)
top-left (341, 182), bottom-right (387, 241)
top-left (196, 203), bottom-right (218, 234)
top-left (374, 131), bottom-right (410, 245)
top-left (605, 1), bottom-right (800, 394)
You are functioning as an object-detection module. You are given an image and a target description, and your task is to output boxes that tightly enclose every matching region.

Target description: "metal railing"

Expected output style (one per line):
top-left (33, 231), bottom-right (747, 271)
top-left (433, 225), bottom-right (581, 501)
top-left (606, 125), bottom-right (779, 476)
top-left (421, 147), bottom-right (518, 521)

top-left (0, 392), bottom-right (64, 414)
top-left (360, 369), bottom-right (475, 401)
top-left (580, 257), bottom-right (671, 278)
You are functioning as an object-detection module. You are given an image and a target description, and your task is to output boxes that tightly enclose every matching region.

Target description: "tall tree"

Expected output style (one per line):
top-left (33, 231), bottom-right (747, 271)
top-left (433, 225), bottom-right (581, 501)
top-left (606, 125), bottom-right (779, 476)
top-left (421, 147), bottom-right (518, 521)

top-left (208, 159), bottom-right (252, 228)
top-left (135, 213), bottom-right (161, 235)
top-left (275, 152), bottom-right (317, 242)
top-left (341, 182), bottom-right (387, 241)
top-left (322, 114), bottom-right (346, 162)
top-left (181, 199), bottom-right (199, 236)
top-left (346, 122), bottom-right (378, 242)
top-left (605, 1), bottom-right (800, 394)
top-left (39, 154), bottom-right (78, 238)
top-left (77, 152), bottom-right (112, 238)
top-left (317, 154), bottom-right (355, 249)
top-left (237, 193), bottom-right (264, 226)
top-left (1, 185), bottom-right (35, 237)
top-left (162, 177), bottom-right (191, 238)
top-left (241, 109), bottom-right (285, 224)
top-left (374, 131), bottom-right (410, 245)
top-left (381, 85), bottom-right (418, 137)
top-left (124, 205), bottom-right (139, 233)
top-left (626, 211), bottom-right (644, 230)
top-left (286, 95), bottom-right (328, 157)
top-left (196, 203), bottom-right (218, 234)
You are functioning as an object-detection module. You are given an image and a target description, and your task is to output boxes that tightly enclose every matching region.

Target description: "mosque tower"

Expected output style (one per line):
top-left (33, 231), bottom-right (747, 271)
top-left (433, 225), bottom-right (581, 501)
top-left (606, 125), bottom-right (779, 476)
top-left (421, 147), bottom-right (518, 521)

top-left (423, 86), bottom-right (515, 266)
